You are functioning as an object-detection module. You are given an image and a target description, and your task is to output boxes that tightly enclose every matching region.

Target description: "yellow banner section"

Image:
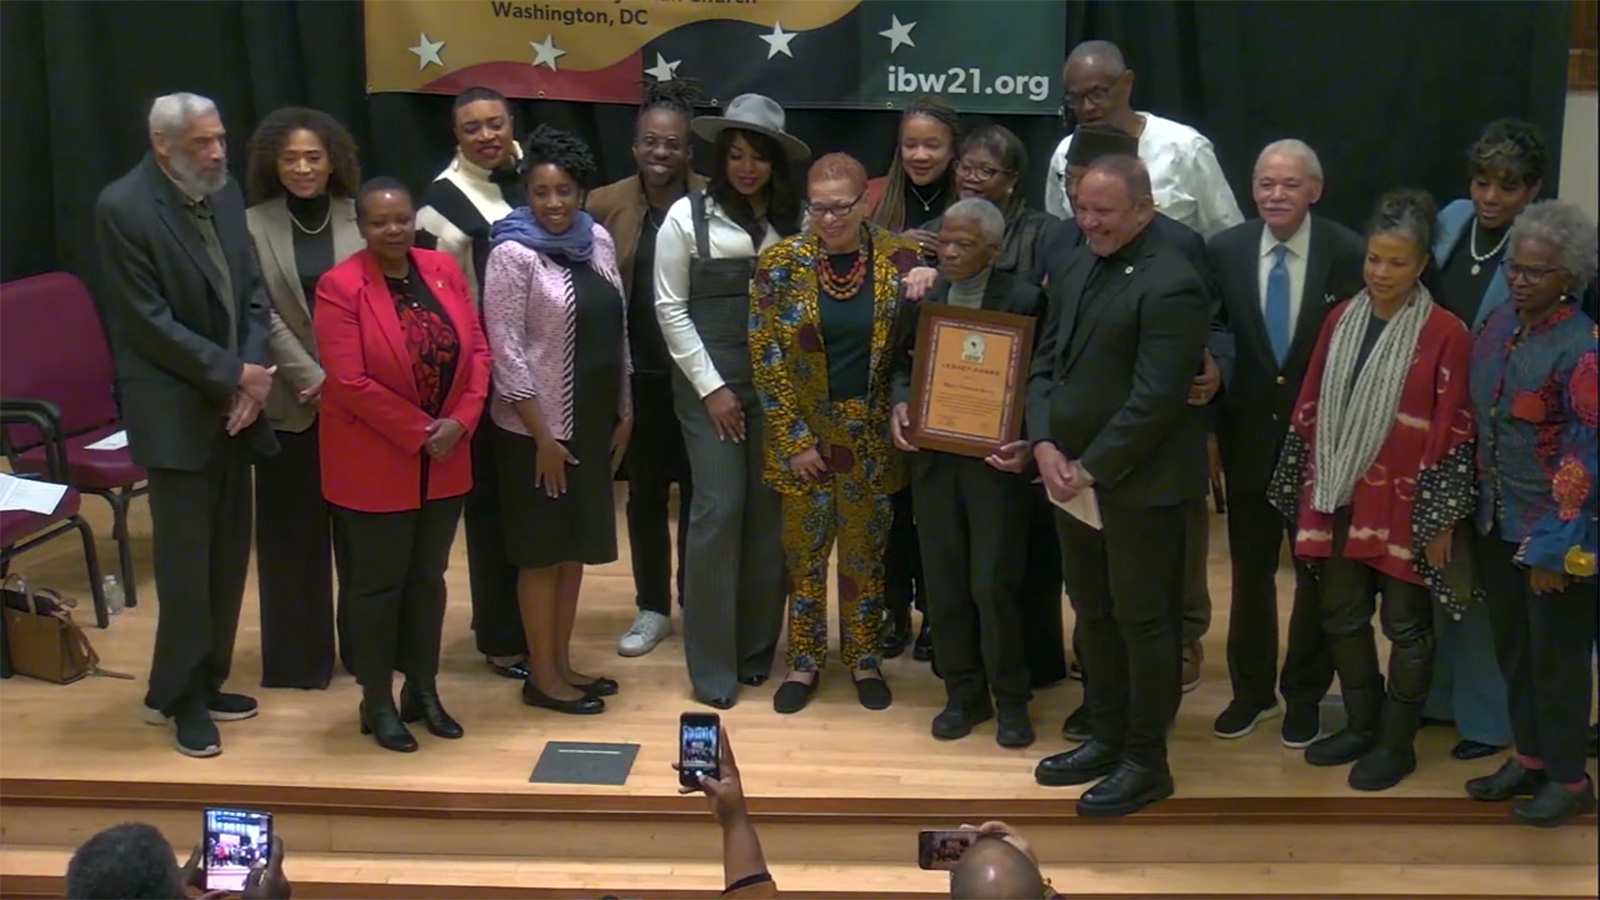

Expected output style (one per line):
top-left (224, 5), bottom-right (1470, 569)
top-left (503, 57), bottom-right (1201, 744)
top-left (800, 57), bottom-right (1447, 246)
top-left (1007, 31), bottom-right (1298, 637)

top-left (366, 0), bottom-right (858, 92)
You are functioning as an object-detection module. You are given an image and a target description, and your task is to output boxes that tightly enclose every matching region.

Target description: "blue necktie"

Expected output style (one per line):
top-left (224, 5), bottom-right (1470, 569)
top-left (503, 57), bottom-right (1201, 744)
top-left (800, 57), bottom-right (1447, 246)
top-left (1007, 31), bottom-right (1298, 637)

top-left (1266, 243), bottom-right (1291, 367)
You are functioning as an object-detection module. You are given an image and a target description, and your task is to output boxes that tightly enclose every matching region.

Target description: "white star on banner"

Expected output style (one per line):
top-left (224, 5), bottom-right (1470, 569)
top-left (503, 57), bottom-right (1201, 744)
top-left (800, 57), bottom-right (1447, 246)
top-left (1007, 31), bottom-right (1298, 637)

top-left (408, 32), bottom-right (445, 70)
top-left (759, 21), bottom-right (797, 59)
top-left (644, 53), bottom-right (681, 82)
top-left (530, 34), bottom-right (567, 71)
top-left (878, 15), bottom-right (916, 53)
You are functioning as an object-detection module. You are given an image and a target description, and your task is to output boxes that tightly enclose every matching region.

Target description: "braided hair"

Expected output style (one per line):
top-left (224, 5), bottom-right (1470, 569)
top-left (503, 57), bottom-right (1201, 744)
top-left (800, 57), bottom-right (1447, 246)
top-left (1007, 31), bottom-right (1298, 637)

top-left (639, 78), bottom-right (699, 123)
top-left (872, 95), bottom-right (962, 232)
top-left (520, 124), bottom-right (598, 191)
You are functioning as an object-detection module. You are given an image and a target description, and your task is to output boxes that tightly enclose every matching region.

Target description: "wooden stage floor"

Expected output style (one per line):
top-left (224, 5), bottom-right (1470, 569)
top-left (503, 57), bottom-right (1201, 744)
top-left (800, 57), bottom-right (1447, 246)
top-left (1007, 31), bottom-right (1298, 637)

top-left (5, 485), bottom-right (1588, 809)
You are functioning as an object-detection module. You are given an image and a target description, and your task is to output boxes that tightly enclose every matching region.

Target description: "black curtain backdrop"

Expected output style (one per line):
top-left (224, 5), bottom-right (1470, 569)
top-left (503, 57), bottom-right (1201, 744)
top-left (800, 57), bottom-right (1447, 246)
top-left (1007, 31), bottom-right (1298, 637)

top-left (0, 0), bottom-right (1571, 287)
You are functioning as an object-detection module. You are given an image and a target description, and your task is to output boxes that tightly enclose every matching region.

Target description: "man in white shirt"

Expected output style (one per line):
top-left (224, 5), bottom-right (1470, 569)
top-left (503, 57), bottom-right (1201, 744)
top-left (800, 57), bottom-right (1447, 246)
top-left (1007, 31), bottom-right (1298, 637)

top-left (1044, 40), bottom-right (1244, 239)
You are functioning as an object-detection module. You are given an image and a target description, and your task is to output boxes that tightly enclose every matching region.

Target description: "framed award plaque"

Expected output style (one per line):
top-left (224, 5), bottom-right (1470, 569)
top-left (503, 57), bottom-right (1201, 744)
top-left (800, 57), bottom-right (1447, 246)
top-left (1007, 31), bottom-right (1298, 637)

top-left (906, 304), bottom-right (1036, 458)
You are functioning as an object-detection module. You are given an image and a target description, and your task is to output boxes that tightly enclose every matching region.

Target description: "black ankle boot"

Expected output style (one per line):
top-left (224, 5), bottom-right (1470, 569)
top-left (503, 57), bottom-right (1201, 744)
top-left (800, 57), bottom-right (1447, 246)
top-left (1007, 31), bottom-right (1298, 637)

top-left (1349, 699), bottom-right (1421, 791)
top-left (1306, 685), bottom-right (1381, 767)
top-left (360, 688), bottom-right (418, 753)
top-left (400, 681), bottom-right (463, 739)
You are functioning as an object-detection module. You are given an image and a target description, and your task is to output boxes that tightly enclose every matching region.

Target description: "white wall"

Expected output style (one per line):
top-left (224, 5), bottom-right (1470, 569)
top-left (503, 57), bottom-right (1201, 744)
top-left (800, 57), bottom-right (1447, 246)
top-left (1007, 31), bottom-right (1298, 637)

top-left (1560, 92), bottom-right (1598, 219)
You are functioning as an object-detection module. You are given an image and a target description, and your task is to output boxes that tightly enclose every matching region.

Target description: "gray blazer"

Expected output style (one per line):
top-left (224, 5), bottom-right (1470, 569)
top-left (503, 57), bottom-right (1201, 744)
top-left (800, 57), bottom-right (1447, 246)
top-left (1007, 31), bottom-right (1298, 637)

top-left (245, 196), bottom-right (363, 432)
top-left (93, 154), bottom-right (277, 471)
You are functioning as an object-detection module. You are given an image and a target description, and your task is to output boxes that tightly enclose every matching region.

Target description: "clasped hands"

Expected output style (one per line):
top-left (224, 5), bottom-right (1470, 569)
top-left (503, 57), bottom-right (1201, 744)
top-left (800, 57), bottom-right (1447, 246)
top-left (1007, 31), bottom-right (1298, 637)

top-left (1033, 441), bottom-right (1094, 503)
top-left (225, 363), bottom-right (277, 436)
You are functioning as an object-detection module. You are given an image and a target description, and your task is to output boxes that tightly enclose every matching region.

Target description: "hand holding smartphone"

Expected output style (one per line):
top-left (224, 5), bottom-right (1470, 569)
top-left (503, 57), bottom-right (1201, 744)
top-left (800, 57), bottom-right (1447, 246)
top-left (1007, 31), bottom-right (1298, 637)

top-left (678, 711), bottom-right (721, 790)
top-left (202, 807), bottom-right (273, 893)
top-left (917, 829), bottom-right (979, 870)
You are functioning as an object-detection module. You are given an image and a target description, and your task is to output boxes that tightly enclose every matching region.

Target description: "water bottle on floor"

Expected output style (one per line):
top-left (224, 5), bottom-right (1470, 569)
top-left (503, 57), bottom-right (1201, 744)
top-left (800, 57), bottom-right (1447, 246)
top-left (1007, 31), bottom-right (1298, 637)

top-left (102, 575), bottom-right (125, 616)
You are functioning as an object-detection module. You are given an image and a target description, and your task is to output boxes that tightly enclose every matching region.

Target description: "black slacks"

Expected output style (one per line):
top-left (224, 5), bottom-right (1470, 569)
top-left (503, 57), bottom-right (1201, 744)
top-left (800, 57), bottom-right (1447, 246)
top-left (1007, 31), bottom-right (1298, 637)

top-left (1317, 541), bottom-right (1433, 707)
top-left (626, 372), bottom-right (690, 615)
top-left (334, 497), bottom-right (463, 691)
top-left (1223, 486), bottom-right (1333, 711)
top-left (1020, 490), bottom-right (1070, 686)
top-left (254, 425), bottom-right (349, 688)
top-left (1057, 501), bottom-right (1186, 768)
top-left (885, 487), bottom-right (924, 617)
top-left (464, 415), bottom-right (525, 657)
top-left (1480, 528), bottom-right (1596, 785)
top-left (145, 440), bottom-right (253, 712)
top-left (912, 455), bottom-right (1033, 708)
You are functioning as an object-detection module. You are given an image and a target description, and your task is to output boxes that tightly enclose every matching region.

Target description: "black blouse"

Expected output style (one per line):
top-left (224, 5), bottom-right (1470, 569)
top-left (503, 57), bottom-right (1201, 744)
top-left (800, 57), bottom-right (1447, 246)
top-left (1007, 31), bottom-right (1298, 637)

top-left (286, 193), bottom-right (336, 309)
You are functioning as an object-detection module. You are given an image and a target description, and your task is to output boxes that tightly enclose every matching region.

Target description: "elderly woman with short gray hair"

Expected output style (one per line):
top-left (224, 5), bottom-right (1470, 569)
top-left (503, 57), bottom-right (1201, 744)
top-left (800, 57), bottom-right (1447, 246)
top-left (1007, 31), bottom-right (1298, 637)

top-left (1462, 200), bottom-right (1598, 828)
top-left (888, 197), bottom-right (1050, 747)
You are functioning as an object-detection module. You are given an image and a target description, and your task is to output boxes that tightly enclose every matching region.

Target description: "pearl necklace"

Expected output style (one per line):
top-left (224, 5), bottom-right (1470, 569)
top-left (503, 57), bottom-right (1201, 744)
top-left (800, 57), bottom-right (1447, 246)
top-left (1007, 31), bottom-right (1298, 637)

top-left (1468, 218), bottom-right (1510, 276)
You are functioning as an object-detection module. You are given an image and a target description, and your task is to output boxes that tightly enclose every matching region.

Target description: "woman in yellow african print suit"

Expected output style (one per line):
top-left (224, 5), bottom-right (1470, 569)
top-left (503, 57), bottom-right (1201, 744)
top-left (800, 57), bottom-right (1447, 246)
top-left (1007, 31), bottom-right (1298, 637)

top-left (750, 153), bottom-right (924, 714)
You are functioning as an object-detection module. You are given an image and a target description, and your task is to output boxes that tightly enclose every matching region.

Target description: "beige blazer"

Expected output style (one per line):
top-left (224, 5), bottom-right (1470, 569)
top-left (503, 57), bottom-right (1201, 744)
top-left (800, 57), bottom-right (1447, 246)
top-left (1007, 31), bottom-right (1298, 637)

top-left (245, 196), bottom-right (363, 432)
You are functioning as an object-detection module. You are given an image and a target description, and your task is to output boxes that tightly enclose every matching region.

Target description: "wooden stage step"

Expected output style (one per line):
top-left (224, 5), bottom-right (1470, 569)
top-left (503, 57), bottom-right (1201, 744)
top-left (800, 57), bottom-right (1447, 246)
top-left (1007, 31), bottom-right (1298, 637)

top-left (5, 845), bottom-right (1597, 899)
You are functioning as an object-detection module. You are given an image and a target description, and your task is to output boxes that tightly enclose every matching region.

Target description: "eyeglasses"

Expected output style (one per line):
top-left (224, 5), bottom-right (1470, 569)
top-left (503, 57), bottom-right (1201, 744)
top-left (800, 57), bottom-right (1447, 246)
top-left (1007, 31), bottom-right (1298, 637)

top-left (1504, 262), bottom-right (1565, 284)
top-left (805, 192), bottom-right (865, 220)
top-left (1064, 84), bottom-right (1114, 109)
top-left (635, 135), bottom-right (684, 153)
top-left (956, 161), bottom-right (1012, 181)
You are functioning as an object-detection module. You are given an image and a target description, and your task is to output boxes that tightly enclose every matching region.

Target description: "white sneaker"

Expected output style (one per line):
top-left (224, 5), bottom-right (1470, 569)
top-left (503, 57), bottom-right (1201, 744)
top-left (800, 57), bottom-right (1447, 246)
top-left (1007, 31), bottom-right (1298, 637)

top-left (617, 610), bottom-right (671, 657)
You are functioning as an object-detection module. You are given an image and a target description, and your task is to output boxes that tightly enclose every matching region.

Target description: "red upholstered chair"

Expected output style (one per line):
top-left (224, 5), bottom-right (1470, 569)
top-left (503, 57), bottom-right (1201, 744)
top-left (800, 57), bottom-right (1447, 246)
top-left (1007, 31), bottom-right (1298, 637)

top-left (0, 406), bottom-right (109, 633)
top-left (0, 272), bottom-right (147, 607)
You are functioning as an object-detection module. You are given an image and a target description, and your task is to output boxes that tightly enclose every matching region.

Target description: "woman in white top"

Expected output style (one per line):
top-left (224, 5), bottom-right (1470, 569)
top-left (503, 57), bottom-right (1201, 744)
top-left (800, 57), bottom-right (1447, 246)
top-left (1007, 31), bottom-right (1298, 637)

top-left (654, 94), bottom-right (807, 709)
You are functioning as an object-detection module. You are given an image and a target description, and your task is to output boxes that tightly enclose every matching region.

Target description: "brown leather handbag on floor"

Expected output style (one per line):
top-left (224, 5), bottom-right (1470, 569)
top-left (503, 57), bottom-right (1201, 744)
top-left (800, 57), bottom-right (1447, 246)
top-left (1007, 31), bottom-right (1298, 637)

top-left (1, 575), bottom-right (130, 684)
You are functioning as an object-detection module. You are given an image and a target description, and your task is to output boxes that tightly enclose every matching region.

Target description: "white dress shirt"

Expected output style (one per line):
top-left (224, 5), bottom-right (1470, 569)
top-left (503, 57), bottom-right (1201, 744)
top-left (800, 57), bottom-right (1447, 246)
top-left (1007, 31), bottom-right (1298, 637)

top-left (1045, 111), bottom-right (1245, 239)
top-left (1258, 216), bottom-right (1314, 329)
top-left (654, 193), bottom-right (780, 398)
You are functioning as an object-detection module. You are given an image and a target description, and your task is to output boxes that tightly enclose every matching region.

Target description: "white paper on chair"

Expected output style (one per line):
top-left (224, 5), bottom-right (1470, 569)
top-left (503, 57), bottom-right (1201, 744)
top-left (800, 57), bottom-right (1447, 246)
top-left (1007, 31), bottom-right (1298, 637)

top-left (0, 473), bottom-right (67, 515)
top-left (1048, 484), bottom-right (1102, 531)
top-left (84, 430), bottom-right (128, 451)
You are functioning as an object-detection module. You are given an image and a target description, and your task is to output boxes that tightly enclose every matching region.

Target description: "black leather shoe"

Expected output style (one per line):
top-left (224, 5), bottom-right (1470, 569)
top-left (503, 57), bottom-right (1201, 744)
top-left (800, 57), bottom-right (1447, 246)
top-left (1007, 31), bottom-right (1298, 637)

top-left (1061, 704), bottom-right (1093, 742)
top-left (996, 708), bottom-right (1035, 749)
top-left (911, 620), bottom-right (934, 662)
top-left (882, 610), bottom-right (912, 659)
top-left (1034, 739), bottom-right (1121, 786)
top-left (361, 700), bottom-right (419, 753)
top-left (853, 671), bottom-right (892, 710)
top-left (522, 681), bottom-right (605, 715)
top-left (739, 673), bottom-right (769, 687)
top-left (706, 696), bottom-right (735, 710)
top-left (572, 676), bottom-right (619, 698)
top-left (1305, 728), bottom-right (1373, 767)
top-left (487, 657), bottom-right (530, 680)
top-left (1076, 760), bottom-right (1175, 818)
top-left (1467, 758), bottom-right (1546, 802)
top-left (773, 676), bottom-right (818, 714)
top-left (1512, 779), bottom-right (1596, 828)
top-left (1452, 740), bottom-right (1506, 761)
top-left (400, 683), bottom-right (463, 739)
top-left (931, 702), bottom-right (993, 740)
top-left (1349, 746), bottom-right (1416, 791)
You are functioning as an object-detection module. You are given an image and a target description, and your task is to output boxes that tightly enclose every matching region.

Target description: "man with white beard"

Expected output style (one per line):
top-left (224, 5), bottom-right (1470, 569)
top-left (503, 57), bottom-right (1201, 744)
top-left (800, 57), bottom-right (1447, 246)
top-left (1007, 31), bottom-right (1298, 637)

top-left (96, 92), bottom-right (278, 758)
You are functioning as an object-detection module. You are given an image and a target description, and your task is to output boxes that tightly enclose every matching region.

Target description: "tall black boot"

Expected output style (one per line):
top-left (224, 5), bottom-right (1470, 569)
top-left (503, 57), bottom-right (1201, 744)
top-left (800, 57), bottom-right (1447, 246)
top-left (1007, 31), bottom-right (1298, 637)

top-left (1349, 697), bottom-right (1421, 791)
top-left (1306, 682), bottom-right (1381, 767)
top-left (401, 679), bottom-right (464, 739)
top-left (360, 683), bottom-right (418, 753)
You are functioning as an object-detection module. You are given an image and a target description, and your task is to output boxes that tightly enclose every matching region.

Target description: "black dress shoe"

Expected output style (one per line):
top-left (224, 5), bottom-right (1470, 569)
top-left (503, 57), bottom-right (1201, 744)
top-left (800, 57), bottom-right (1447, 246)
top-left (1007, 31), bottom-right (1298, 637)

top-left (853, 671), bottom-right (892, 710)
top-left (1452, 739), bottom-right (1507, 761)
top-left (400, 683), bottom-right (463, 739)
top-left (706, 696), bottom-right (735, 710)
top-left (996, 708), bottom-right (1035, 749)
top-left (931, 702), bottom-right (993, 740)
top-left (1034, 739), bottom-right (1121, 786)
top-left (882, 610), bottom-right (912, 659)
top-left (1512, 779), bottom-right (1596, 828)
top-left (911, 621), bottom-right (934, 662)
top-left (739, 673), bottom-right (769, 687)
top-left (1305, 728), bottom-right (1373, 767)
top-left (487, 657), bottom-right (530, 680)
top-left (1467, 758), bottom-right (1547, 802)
top-left (572, 676), bottom-right (619, 698)
top-left (522, 681), bottom-right (605, 715)
top-left (1349, 746), bottom-right (1416, 791)
top-left (773, 676), bottom-right (818, 714)
top-left (360, 701), bottom-right (419, 753)
top-left (1077, 760), bottom-right (1175, 818)
top-left (1061, 704), bottom-right (1093, 742)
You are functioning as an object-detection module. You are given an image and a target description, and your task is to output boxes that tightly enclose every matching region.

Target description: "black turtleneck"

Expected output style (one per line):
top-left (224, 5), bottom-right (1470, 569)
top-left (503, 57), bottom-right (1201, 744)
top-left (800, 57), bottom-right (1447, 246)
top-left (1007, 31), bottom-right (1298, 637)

top-left (286, 192), bottom-right (335, 308)
top-left (900, 171), bottom-right (947, 231)
top-left (488, 164), bottom-right (523, 206)
top-left (1438, 218), bottom-right (1511, 326)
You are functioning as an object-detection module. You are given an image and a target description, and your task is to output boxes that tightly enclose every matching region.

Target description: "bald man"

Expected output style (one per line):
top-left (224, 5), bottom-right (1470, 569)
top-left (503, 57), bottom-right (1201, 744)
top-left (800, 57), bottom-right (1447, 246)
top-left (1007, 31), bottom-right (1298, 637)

top-left (950, 838), bottom-right (1049, 899)
top-left (1044, 40), bottom-right (1242, 239)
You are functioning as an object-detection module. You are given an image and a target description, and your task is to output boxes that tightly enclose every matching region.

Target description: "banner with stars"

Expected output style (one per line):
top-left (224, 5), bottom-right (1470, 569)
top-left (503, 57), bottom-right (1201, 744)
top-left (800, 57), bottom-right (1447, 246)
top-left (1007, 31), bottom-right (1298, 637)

top-left (365, 0), bottom-right (1066, 115)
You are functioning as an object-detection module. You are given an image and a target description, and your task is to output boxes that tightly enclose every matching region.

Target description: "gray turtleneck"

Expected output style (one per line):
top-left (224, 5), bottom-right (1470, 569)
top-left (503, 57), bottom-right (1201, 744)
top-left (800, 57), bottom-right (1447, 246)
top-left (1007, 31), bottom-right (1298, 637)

top-left (947, 267), bottom-right (991, 309)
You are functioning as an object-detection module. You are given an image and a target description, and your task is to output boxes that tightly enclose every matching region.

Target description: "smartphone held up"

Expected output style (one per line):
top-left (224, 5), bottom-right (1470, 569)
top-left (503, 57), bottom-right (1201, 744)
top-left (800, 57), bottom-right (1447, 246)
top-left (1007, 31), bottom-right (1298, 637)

top-left (678, 711), bottom-right (722, 790)
top-left (917, 829), bottom-right (979, 870)
top-left (202, 807), bottom-right (273, 893)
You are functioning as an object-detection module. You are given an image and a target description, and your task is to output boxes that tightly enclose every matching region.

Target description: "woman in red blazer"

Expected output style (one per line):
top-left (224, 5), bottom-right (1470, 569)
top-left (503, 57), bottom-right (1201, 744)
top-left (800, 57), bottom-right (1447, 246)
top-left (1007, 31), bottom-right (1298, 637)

top-left (313, 176), bottom-right (492, 753)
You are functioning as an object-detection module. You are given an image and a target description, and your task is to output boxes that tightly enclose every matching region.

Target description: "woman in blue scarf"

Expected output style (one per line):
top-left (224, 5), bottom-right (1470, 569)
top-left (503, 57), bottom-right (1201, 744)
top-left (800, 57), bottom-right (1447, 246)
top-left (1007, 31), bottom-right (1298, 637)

top-left (482, 125), bottom-right (633, 715)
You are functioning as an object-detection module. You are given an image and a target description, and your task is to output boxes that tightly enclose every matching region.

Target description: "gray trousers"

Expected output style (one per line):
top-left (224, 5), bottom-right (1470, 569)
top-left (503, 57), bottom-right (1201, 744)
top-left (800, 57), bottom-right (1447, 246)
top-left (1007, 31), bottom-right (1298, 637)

top-left (672, 372), bottom-right (787, 701)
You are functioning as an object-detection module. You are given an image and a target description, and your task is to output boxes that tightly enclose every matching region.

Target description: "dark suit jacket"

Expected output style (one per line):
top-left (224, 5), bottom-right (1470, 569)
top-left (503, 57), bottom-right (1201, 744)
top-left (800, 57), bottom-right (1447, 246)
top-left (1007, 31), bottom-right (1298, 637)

top-left (1037, 213), bottom-right (1235, 391)
top-left (1025, 226), bottom-right (1210, 507)
top-left (1208, 215), bottom-right (1365, 493)
top-left (94, 154), bottom-right (276, 471)
top-left (890, 267), bottom-right (1049, 407)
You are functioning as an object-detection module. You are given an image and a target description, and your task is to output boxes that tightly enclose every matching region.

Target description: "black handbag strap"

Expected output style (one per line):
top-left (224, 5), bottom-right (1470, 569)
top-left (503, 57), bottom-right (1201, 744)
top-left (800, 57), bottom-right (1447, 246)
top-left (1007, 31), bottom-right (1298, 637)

top-left (689, 189), bottom-right (712, 261)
